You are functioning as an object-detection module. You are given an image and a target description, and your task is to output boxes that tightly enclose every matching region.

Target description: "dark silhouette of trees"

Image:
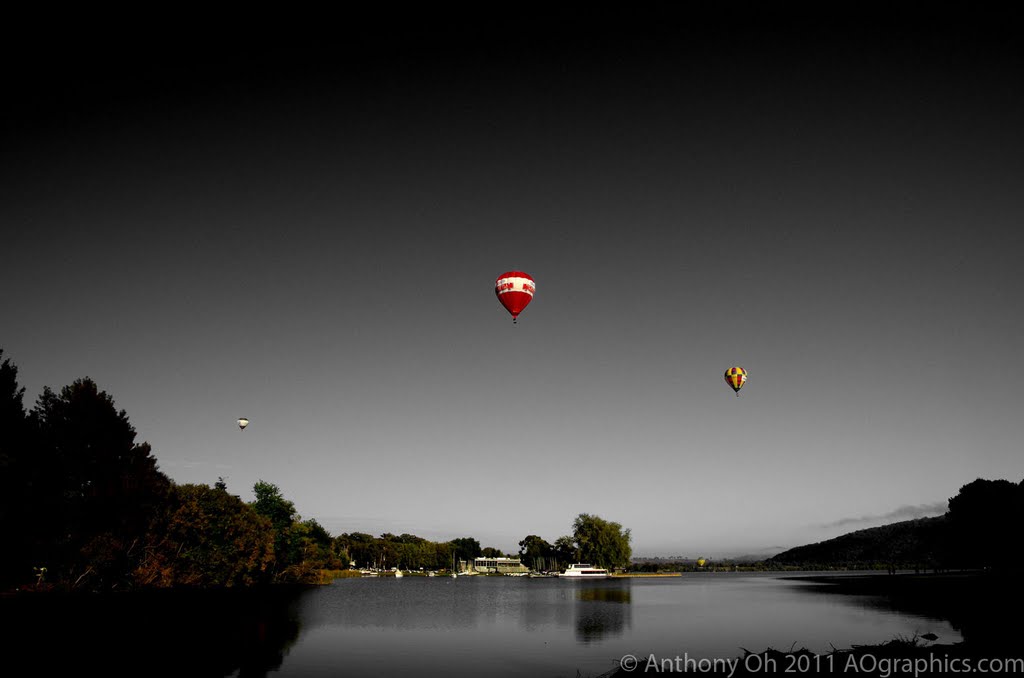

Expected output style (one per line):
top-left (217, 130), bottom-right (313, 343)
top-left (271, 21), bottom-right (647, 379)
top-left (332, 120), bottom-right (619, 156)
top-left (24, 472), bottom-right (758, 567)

top-left (1, 348), bottom-right (500, 589)
top-left (30, 377), bottom-right (171, 590)
top-left (0, 350), bottom-right (33, 587)
top-left (768, 516), bottom-right (948, 570)
top-left (947, 477), bottom-right (1024, 571)
top-left (766, 478), bottom-right (1024, 571)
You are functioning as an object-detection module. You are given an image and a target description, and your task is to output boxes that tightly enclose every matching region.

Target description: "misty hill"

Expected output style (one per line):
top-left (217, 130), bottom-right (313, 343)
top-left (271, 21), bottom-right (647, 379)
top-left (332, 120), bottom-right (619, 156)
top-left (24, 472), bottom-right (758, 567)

top-left (768, 515), bottom-right (949, 568)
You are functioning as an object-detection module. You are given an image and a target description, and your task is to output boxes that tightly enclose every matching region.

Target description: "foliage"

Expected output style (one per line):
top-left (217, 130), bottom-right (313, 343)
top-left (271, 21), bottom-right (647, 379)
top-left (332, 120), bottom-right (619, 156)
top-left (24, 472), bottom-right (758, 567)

top-left (248, 482), bottom-right (350, 580)
top-left (768, 516), bottom-right (949, 570)
top-left (0, 350), bottom-right (32, 586)
top-left (554, 535), bottom-right (578, 566)
top-left (29, 378), bottom-right (171, 589)
top-left (947, 478), bottom-right (1024, 571)
top-left (768, 477), bottom-right (1024, 572)
top-left (513, 518), bottom-right (633, 572)
top-left (571, 513), bottom-right (632, 569)
top-left (333, 533), bottom-right (484, 571)
top-left (518, 534), bottom-right (555, 571)
top-left (135, 483), bottom-right (275, 587)
top-left (252, 480), bottom-right (298, 533)
top-left (449, 537), bottom-right (481, 564)
top-left (0, 348), bottom-right (500, 590)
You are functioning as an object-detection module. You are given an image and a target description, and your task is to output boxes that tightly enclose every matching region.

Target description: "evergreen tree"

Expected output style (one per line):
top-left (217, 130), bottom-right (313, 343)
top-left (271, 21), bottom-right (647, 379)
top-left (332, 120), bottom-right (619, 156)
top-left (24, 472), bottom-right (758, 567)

top-left (31, 378), bottom-right (170, 589)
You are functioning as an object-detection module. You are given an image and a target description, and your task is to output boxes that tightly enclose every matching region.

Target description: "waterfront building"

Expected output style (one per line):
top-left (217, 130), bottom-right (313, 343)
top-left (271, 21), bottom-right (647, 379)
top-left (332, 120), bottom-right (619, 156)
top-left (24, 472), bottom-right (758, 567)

top-left (472, 557), bottom-right (529, 574)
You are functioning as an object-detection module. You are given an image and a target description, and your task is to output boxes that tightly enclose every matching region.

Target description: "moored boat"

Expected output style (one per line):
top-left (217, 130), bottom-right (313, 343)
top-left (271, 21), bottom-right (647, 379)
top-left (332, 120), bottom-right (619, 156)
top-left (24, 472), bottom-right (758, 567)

top-left (559, 563), bottom-right (609, 579)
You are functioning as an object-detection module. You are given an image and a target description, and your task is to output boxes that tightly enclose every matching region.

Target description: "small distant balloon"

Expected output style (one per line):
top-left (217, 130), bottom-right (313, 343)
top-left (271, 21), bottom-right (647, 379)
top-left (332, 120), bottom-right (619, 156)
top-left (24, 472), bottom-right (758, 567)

top-left (495, 271), bottom-right (535, 324)
top-left (697, 558), bottom-right (707, 568)
top-left (238, 418), bottom-right (249, 431)
top-left (724, 367), bottom-right (747, 396)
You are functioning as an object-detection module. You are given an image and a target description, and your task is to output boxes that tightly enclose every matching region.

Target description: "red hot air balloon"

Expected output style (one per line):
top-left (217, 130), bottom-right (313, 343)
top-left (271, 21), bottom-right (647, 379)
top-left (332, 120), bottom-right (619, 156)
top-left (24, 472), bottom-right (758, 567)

top-left (495, 271), bottom-right (535, 323)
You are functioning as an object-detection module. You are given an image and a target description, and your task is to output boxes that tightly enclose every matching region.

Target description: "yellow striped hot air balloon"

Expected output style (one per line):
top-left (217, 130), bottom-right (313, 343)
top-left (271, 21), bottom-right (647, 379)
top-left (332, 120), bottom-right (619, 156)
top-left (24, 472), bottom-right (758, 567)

top-left (724, 367), bottom-right (747, 396)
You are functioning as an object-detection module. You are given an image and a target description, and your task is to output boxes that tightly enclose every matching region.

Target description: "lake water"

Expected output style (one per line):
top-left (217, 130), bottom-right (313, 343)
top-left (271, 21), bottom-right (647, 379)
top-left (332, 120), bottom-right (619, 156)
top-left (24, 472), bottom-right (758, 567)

top-left (3, 572), bottom-right (962, 678)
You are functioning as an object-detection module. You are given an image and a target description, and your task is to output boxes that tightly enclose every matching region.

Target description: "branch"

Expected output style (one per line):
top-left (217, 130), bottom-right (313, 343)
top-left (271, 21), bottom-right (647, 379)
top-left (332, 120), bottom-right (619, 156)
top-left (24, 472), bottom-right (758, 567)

top-left (73, 567), bottom-right (95, 588)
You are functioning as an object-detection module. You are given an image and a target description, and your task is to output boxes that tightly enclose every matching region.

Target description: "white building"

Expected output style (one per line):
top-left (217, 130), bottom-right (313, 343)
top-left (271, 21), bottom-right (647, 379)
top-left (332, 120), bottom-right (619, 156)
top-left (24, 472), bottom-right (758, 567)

top-left (472, 557), bottom-right (529, 574)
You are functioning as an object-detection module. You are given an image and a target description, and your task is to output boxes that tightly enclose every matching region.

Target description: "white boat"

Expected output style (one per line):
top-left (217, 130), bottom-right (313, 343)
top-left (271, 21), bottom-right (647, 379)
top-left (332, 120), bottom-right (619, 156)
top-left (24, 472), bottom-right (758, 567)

top-left (559, 563), bottom-right (609, 579)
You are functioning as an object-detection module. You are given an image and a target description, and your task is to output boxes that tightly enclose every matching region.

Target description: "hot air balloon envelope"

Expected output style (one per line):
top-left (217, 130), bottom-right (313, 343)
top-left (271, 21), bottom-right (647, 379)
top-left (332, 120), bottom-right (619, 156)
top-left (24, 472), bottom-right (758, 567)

top-left (495, 271), bottom-right (535, 322)
top-left (724, 367), bottom-right (747, 395)
top-left (238, 418), bottom-right (249, 430)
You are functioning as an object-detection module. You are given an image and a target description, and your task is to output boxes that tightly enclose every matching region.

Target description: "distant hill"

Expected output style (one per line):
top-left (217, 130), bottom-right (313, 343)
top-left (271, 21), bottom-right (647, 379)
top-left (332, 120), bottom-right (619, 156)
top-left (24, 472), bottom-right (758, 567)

top-left (768, 515), bottom-right (949, 568)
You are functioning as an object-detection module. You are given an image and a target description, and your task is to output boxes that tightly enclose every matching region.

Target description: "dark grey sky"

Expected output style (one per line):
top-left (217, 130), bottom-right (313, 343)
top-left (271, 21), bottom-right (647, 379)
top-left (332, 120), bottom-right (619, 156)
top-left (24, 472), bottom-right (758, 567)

top-left (3, 10), bottom-right (1022, 557)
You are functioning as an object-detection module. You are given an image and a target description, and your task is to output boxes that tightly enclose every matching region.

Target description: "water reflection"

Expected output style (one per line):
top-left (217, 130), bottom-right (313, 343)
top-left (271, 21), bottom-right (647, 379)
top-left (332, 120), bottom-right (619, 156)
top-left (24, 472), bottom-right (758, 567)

top-left (3, 587), bottom-right (311, 678)
top-left (302, 576), bottom-right (634, 644)
top-left (6, 574), bottom-right (981, 678)
top-left (572, 580), bottom-right (632, 643)
top-left (787, 573), bottom-right (1024, 654)
top-left (299, 577), bottom-right (480, 630)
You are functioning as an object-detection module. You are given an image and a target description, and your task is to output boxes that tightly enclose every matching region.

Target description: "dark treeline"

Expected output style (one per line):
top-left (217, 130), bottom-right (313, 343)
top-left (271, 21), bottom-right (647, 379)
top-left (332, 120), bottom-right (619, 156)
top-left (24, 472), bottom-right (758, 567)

top-left (768, 478), bottom-right (1024, 572)
top-left (3, 345), bottom-right (1017, 588)
top-left (0, 348), bottom-right (342, 590)
top-left (0, 349), bottom-right (632, 591)
top-left (0, 350), bottom-right (501, 590)
top-left (628, 481), bottom-right (1024, 573)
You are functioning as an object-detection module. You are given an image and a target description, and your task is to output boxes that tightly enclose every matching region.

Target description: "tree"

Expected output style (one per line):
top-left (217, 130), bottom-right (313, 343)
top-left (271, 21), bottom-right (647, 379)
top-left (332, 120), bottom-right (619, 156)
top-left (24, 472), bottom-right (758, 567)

top-left (135, 483), bottom-right (275, 587)
top-left (480, 547), bottom-right (504, 558)
top-left (31, 378), bottom-right (171, 589)
top-left (249, 481), bottom-right (336, 582)
top-left (338, 532), bottom-right (377, 569)
top-left (571, 513), bottom-right (632, 569)
top-left (275, 518), bottom-right (340, 583)
top-left (0, 350), bottom-right (32, 587)
top-left (947, 478), bottom-right (1024, 571)
top-left (252, 480), bottom-right (297, 533)
top-left (250, 480), bottom-right (299, 572)
top-left (553, 535), bottom-right (578, 567)
top-left (449, 537), bottom-right (481, 566)
top-left (0, 350), bottom-right (26, 438)
top-left (518, 535), bottom-right (554, 571)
